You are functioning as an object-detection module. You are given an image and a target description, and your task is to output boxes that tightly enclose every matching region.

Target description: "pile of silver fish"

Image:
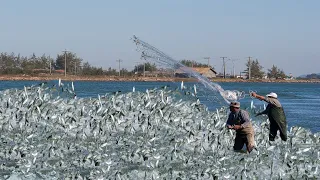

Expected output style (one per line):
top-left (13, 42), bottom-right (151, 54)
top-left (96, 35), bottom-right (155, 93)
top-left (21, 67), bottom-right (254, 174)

top-left (0, 82), bottom-right (319, 179)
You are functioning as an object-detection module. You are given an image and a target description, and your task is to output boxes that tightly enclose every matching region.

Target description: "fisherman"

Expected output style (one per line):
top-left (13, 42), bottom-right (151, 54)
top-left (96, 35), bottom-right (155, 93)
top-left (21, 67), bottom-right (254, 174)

top-left (226, 101), bottom-right (255, 153)
top-left (251, 92), bottom-right (287, 141)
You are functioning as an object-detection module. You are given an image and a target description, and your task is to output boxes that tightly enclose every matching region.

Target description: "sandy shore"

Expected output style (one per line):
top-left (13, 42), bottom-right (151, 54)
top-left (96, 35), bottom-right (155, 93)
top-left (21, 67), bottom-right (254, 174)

top-left (0, 74), bottom-right (319, 83)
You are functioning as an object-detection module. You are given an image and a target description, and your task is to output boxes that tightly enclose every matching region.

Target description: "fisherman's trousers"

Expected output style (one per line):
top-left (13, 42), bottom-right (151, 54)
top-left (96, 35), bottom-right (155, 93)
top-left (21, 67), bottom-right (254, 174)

top-left (233, 125), bottom-right (255, 152)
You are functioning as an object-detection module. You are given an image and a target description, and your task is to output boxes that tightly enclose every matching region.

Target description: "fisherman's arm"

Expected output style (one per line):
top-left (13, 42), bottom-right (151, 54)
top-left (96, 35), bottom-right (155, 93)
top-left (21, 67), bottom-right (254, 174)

top-left (251, 92), bottom-right (266, 102)
top-left (251, 92), bottom-right (269, 116)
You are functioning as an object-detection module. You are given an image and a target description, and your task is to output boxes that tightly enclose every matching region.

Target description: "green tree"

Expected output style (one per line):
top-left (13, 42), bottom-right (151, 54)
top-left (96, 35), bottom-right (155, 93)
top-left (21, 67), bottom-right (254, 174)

top-left (267, 65), bottom-right (278, 78)
top-left (120, 68), bottom-right (133, 76)
top-left (134, 62), bottom-right (157, 73)
top-left (277, 69), bottom-right (286, 79)
top-left (180, 59), bottom-right (211, 68)
top-left (267, 65), bottom-right (286, 79)
top-left (245, 59), bottom-right (264, 79)
top-left (0, 51), bottom-right (138, 76)
top-left (55, 52), bottom-right (82, 75)
top-left (39, 54), bottom-right (50, 70)
top-left (0, 52), bottom-right (23, 74)
top-left (306, 73), bottom-right (320, 79)
top-left (106, 67), bottom-right (118, 76)
top-left (181, 60), bottom-right (194, 67)
top-left (81, 62), bottom-right (92, 75)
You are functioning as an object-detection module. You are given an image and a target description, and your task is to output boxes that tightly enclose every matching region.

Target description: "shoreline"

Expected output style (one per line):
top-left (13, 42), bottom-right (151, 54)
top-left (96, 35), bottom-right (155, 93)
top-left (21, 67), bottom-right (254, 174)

top-left (0, 74), bottom-right (319, 83)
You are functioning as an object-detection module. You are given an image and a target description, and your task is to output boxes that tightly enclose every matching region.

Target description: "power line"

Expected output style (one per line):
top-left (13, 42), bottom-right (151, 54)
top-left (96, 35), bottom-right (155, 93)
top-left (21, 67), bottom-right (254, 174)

top-left (203, 57), bottom-right (210, 67)
top-left (74, 60), bottom-right (77, 75)
top-left (134, 62), bottom-right (140, 74)
top-left (49, 55), bottom-right (52, 75)
top-left (62, 49), bottom-right (70, 77)
top-left (248, 56), bottom-right (252, 79)
top-left (116, 59), bottom-right (123, 76)
top-left (220, 57), bottom-right (227, 78)
top-left (230, 59), bottom-right (237, 77)
top-left (143, 62), bottom-right (145, 77)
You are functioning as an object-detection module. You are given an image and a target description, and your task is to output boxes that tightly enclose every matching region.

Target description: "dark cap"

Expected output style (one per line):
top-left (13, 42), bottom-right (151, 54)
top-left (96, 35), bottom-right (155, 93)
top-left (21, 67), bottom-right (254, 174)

top-left (230, 101), bottom-right (240, 108)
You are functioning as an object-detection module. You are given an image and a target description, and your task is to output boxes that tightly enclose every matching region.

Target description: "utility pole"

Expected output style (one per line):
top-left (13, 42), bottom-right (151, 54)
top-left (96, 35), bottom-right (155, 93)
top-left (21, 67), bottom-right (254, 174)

top-left (230, 59), bottom-right (237, 78)
top-left (62, 49), bottom-right (70, 77)
top-left (135, 61), bottom-right (145, 77)
top-left (49, 55), bottom-right (52, 75)
top-left (135, 61), bottom-right (140, 75)
top-left (204, 57), bottom-right (210, 67)
top-left (116, 59), bottom-right (122, 76)
top-left (74, 61), bottom-right (77, 75)
top-left (220, 57), bottom-right (227, 78)
top-left (248, 56), bottom-right (252, 80)
top-left (143, 62), bottom-right (146, 77)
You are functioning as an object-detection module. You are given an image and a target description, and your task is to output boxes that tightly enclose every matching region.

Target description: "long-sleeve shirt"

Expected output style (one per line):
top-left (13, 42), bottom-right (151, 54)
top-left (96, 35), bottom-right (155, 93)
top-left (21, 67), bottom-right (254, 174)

top-left (226, 109), bottom-right (251, 129)
top-left (259, 97), bottom-right (282, 115)
top-left (265, 97), bottom-right (282, 107)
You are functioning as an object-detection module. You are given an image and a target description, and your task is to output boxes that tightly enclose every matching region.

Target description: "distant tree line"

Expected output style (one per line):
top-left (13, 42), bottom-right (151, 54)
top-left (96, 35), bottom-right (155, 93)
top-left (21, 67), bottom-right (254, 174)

top-left (244, 59), bottom-right (287, 79)
top-left (304, 73), bottom-right (320, 79)
top-left (180, 60), bottom-right (212, 68)
top-left (181, 58), bottom-right (288, 79)
top-left (1, 52), bottom-right (315, 79)
top-left (0, 52), bottom-right (102, 75)
top-left (133, 62), bottom-right (157, 73)
top-left (0, 52), bottom-right (169, 77)
top-left (0, 52), bottom-right (135, 76)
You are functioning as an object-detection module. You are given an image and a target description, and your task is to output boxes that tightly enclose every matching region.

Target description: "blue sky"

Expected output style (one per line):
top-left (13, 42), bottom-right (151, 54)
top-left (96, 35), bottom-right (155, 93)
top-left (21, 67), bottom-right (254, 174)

top-left (1, 0), bottom-right (319, 76)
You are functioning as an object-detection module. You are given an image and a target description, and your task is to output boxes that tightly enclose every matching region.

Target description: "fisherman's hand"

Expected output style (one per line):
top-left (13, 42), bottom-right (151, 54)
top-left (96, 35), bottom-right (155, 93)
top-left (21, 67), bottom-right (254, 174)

top-left (251, 92), bottom-right (257, 98)
top-left (233, 125), bottom-right (242, 130)
top-left (227, 125), bottom-right (233, 129)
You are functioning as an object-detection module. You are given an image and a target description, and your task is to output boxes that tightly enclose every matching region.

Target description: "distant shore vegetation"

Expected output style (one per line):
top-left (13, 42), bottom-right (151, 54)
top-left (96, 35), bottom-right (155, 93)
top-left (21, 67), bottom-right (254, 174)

top-left (0, 52), bottom-right (318, 80)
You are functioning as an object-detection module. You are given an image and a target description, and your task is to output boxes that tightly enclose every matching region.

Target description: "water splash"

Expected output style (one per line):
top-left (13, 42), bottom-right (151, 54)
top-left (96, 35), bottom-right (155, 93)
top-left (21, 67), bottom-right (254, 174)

top-left (132, 35), bottom-right (245, 104)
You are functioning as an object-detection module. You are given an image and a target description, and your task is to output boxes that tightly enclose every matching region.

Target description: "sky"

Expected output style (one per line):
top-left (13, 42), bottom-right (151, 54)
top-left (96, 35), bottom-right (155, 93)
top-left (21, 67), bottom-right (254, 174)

top-left (1, 0), bottom-right (319, 77)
